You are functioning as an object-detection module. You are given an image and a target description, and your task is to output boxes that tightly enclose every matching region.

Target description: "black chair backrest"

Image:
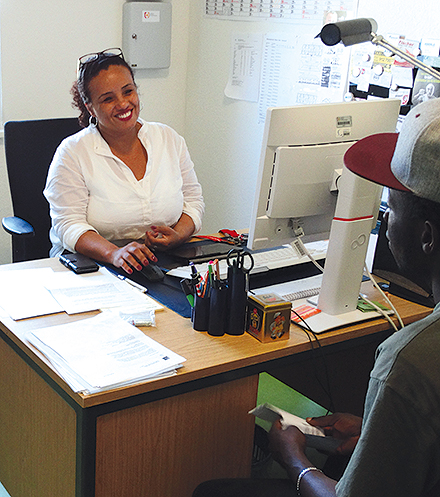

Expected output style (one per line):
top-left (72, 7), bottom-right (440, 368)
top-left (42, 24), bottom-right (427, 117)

top-left (4, 118), bottom-right (82, 261)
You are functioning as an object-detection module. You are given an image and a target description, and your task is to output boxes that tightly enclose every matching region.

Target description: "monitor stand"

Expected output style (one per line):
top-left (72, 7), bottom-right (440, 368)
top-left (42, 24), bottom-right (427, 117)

top-left (293, 168), bottom-right (393, 333)
top-left (252, 273), bottom-right (394, 334)
top-left (291, 294), bottom-right (394, 334)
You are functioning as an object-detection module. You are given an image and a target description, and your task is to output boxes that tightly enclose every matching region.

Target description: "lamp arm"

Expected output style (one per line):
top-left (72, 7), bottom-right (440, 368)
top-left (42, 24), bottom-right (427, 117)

top-left (371, 34), bottom-right (440, 80)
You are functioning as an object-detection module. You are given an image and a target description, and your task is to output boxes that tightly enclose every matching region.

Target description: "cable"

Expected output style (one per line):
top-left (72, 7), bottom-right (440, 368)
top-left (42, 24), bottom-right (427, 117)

top-left (292, 310), bottom-right (335, 413)
top-left (291, 237), bottom-right (324, 273)
top-left (297, 232), bottom-right (404, 330)
top-left (360, 295), bottom-right (399, 332)
top-left (295, 232), bottom-right (404, 331)
top-left (364, 265), bottom-right (405, 330)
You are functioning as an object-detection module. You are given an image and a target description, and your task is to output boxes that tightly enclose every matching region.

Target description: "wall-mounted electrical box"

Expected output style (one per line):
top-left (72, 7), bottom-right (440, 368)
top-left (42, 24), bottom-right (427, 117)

top-left (122, 2), bottom-right (172, 69)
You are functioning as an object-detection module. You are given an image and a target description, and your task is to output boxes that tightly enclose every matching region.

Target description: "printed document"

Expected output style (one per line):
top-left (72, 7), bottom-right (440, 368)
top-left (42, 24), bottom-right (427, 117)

top-left (0, 266), bottom-right (162, 320)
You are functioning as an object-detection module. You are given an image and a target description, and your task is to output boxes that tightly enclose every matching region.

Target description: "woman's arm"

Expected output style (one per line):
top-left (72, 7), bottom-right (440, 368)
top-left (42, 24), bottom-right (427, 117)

top-left (75, 230), bottom-right (157, 274)
top-left (144, 213), bottom-right (195, 250)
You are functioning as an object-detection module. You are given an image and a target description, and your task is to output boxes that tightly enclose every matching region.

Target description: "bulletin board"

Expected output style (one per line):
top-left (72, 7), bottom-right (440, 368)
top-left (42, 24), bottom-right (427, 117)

top-left (207, 1), bottom-right (440, 119)
top-left (206, 1), bottom-right (359, 119)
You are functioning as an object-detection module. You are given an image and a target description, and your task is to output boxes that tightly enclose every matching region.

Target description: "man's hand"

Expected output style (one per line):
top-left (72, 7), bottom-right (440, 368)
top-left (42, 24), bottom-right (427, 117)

top-left (268, 419), bottom-right (309, 470)
top-left (307, 413), bottom-right (362, 455)
top-left (268, 419), bottom-right (338, 496)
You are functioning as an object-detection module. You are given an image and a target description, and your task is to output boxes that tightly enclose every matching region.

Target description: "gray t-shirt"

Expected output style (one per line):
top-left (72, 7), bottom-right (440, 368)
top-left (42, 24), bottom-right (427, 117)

top-left (336, 303), bottom-right (440, 496)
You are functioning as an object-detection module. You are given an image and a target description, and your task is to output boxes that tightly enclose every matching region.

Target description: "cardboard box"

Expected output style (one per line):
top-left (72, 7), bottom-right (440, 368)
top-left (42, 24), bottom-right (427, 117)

top-left (247, 293), bottom-right (291, 342)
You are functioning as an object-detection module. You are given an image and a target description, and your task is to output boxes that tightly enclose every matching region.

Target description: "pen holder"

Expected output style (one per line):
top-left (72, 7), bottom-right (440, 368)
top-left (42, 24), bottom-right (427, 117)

top-left (192, 294), bottom-right (210, 332)
top-left (226, 266), bottom-right (247, 336)
top-left (207, 282), bottom-right (228, 337)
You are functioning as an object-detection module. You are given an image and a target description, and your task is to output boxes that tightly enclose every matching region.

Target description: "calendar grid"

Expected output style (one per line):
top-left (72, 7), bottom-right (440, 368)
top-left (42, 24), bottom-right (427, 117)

top-left (205, 0), bottom-right (355, 21)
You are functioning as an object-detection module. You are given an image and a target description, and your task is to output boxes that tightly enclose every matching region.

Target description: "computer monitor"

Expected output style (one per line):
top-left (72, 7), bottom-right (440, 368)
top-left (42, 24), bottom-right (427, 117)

top-left (248, 99), bottom-right (401, 251)
top-left (247, 99), bottom-right (401, 328)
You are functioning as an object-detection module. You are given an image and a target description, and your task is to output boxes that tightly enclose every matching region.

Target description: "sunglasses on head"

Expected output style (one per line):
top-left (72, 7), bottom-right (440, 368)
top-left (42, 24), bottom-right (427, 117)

top-left (77, 48), bottom-right (124, 76)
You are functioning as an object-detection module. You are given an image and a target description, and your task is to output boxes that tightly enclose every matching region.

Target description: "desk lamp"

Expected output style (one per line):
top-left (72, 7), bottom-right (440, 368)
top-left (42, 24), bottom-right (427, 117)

top-left (316, 18), bottom-right (440, 80)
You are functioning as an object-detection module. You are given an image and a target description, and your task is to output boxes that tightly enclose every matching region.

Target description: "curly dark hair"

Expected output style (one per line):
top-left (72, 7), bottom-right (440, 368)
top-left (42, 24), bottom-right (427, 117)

top-left (71, 53), bottom-right (136, 128)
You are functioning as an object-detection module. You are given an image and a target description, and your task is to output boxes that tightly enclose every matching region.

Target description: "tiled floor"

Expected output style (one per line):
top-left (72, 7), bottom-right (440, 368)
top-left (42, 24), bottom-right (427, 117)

top-left (0, 483), bottom-right (10, 496)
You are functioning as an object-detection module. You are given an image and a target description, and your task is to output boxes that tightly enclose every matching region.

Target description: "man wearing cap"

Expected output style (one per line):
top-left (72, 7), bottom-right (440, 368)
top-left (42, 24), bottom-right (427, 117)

top-left (193, 97), bottom-right (440, 497)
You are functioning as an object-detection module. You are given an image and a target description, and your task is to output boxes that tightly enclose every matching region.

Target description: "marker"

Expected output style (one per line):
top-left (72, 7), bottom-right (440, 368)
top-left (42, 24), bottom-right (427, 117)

top-left (189, 261), bottom-right (201, 288)
top-left (180, 278), bottom-right (195, 307)
top-left (103, 264), bottom-right (149, 293)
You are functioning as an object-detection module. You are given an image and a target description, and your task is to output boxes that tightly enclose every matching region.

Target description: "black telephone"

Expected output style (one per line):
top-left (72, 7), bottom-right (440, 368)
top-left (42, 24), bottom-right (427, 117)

top-left (59, 253), bottom-right (100, 274)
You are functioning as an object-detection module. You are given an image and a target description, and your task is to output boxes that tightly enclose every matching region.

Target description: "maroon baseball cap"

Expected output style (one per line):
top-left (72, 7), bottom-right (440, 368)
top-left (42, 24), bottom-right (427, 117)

top-left (344, 97), bottom-right (440, 202)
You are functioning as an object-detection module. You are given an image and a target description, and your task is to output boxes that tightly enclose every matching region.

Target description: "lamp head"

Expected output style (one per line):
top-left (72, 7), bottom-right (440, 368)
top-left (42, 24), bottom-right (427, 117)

top-left (317, 18), bottom-right (378, 47)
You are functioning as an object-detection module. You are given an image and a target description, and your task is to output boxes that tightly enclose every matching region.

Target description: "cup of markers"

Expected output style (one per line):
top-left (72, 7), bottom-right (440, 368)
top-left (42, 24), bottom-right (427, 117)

top-left (181, 260), bottom-right (227, 335)
top-left (181, 253), bottom-right (251, 337)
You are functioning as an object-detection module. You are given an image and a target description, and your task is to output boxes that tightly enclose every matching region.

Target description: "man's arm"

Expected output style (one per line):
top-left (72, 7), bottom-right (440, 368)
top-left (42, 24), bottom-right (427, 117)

top-left (268, 413), bottom-right (362, 496)
top-left (269, 420), bottom-right (337, 496)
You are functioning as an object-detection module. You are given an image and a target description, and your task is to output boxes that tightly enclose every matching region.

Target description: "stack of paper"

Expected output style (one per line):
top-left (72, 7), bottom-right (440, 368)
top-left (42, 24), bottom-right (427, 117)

top-left (26, 312), bottom-right (185, 394)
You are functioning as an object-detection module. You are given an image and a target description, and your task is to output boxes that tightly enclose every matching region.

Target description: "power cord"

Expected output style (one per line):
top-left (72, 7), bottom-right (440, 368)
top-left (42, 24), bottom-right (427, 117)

top-left (364, 265), bottom-right (404, 331)
top-left (292, 309), bottom-right (335, 414)
top-left (291, 237), bottom-right (324, 273)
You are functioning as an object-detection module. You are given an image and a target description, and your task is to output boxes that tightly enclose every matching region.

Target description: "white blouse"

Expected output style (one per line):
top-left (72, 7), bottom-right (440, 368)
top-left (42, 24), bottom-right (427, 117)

top-left (44, 120), bottom-right (205, 257)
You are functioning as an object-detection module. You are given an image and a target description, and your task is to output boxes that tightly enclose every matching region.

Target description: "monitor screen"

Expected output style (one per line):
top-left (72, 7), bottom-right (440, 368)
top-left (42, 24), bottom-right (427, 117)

top-left (247, 99), bottom-right (402, 252)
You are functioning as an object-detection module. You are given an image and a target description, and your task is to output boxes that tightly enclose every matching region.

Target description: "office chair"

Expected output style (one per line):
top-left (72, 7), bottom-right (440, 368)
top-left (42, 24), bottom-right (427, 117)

top-left (2, 117), bottom-right (82, 262)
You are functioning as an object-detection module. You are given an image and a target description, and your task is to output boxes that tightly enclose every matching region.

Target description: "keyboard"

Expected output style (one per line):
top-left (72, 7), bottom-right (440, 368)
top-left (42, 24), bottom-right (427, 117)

top-left (166, 240), bottom-right (328, 280)
top-left (252, 274), bottom-right (323, 303)
top-left (249, 240), bottom-right (327, 273)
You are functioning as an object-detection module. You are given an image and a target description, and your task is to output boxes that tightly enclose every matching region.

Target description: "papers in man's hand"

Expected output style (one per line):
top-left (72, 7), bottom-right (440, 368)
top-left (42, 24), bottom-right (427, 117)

top-left (26, 312), bottom-right (185, 394)
top-left (250, 403), bottom-right (341, 452)
top-left (0, 267), bottom-right (163, 320)
top-left (250, 403), bottom-right (324, 435)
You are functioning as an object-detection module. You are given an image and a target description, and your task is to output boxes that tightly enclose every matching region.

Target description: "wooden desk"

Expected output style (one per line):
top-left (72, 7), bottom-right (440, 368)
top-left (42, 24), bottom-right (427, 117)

top-left (0, 259), bottom-right (431, 497)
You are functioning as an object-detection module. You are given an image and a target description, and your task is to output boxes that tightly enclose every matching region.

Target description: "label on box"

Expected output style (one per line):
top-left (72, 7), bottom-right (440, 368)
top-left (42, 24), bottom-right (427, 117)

top-left (254, 293), bottom-right (285, 305)
top-left (268, 310), bottom-right (288, 339)
top-left (248, 305), bottom-right (263, 335)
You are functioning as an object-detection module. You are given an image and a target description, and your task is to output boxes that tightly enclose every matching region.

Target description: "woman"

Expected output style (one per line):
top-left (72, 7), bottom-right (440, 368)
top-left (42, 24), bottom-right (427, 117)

top-left (44, 48), bottom-right (204, 275)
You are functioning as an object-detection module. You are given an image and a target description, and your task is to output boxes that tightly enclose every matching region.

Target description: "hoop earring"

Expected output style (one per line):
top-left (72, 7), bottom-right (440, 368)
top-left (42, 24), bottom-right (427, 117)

top-left (89, 115), bottom-right (98, 127)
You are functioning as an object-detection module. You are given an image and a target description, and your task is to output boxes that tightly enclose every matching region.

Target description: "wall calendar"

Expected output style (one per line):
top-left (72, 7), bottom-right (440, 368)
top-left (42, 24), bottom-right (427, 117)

top-left (205, 0), bottom-right (356, 23)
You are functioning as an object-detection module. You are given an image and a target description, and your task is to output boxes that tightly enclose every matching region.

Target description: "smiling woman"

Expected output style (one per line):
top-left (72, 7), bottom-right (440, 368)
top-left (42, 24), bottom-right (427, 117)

top-left (86, 65), bottom-right (147, 181)
top-left (43, 48), bottom-right (205, 276)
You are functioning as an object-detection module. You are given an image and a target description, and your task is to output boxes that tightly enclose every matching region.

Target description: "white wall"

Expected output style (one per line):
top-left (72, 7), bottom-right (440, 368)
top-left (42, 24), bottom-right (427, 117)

top-left (0, 0), bottom-right (438, 263)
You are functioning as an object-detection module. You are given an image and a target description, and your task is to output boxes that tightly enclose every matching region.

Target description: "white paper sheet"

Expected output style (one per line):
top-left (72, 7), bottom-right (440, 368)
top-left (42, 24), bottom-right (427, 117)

top-left (258, 33), bottom-right (350, 123)
top-left (44, 267), bottom-right (158, 315)
top-left (225, 33), bottom-right (263, 102)
top-left (0, 268), bottom-right (64, 320)
top-left (250, 403), bottom-right (342, 451)
top-left (0, 266), bottom-right (163, 320)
